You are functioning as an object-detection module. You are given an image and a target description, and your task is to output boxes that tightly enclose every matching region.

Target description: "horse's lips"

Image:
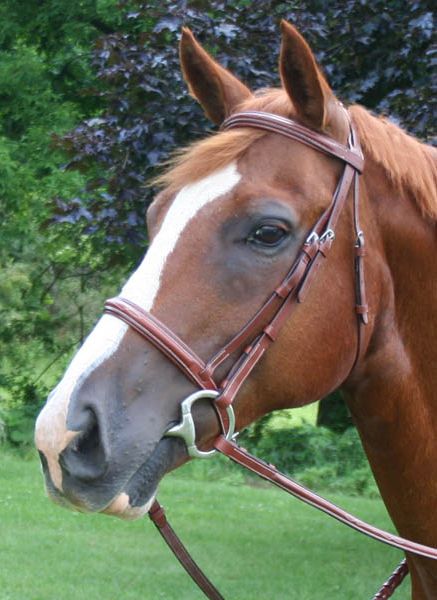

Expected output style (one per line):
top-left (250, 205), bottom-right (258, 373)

top-left (104, 436), bottom-right (184, 520)
top-left (102, 491), bottom-right (156, 520)
top-left (40, 432), bottom-right (183, 519)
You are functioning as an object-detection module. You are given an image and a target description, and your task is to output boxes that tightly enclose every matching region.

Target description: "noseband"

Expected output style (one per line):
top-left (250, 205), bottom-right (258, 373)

top-left (104, 111), bottom-right (437, 599)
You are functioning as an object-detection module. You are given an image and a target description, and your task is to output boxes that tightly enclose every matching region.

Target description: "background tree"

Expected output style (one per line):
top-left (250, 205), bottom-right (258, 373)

top-left (0, 0), bottom-right (119, 443)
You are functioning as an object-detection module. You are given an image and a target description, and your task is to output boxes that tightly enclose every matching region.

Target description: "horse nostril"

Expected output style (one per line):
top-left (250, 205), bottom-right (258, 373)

top-left (75, 417), bottom-right (100, 455)
top-left (59, 409), bottom-right (109, 482)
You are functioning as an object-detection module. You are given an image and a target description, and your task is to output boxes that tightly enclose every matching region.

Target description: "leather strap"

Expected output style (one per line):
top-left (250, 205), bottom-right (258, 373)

top-left (222, 111), bottom-right (364, 172)
top-left (149, 500), bottom-right (224, 600)
top-left (214, 438), bottom-right (437, 560)
top-left (151, 492), bottom-right (409, 600)
top-left (105, 297), bottom-right (217, 391)
top-left (372, 560), bottom-right (409, 600)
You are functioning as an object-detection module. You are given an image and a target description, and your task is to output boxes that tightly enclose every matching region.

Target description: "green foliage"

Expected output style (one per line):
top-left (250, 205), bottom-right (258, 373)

top-left (1, 407), bottom-right (36, 446)
top-left (0, 0), bottom-right (118, 110)
top-left (0, 0), bottom-right (125, 444)
top-left (2, 368), bottom-right (51, 447)
top-left (317, 390), bottom-right (353, 432)
top-left (241, 422), bottom-right (379, 497)
top-left (0, 413), bottom-right (5, 444)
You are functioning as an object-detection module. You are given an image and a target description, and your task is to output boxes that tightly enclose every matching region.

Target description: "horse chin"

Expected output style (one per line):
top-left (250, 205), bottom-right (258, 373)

top-left (102, 491), bottom-right (156, 520)
top-left (101, 436), bottom-right (184, 521)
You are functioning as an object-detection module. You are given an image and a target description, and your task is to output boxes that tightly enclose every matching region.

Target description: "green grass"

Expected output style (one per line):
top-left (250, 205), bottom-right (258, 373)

top-left (0, 449), bottom-right (410, 600)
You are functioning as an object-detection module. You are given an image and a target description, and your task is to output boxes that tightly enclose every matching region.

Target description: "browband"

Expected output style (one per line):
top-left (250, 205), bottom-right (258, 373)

top-left (222, 111), bottom-right (364, 172)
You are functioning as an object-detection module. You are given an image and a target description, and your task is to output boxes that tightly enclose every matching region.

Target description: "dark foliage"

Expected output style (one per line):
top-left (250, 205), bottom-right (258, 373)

top-left (55, 0), bottom-right (436, 261)
top-left (317, 391), bottom-right (353, 433)
top-left (0, 0), bottom-right (120, 114)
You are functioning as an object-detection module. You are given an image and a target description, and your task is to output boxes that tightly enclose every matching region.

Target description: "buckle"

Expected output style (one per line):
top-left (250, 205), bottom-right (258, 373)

top-left (304, 232), bottom-right (319, 246)
top-left (320, 229), bottom-right (335, 243)
top-left (165, 390), bottom-right (236, 459)
top-left (355, 230), bottom-right (365, 247)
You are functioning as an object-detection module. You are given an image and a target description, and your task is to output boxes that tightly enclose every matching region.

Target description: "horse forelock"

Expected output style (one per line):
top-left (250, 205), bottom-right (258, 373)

top-left (153, 89), bottom-right (292, 191)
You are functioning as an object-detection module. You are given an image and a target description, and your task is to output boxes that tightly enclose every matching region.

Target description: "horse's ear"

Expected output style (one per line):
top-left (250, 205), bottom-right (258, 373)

top-left (180, 28), bottom-right (252, 125)
top-left (279, 21), bottom-right (333, 130)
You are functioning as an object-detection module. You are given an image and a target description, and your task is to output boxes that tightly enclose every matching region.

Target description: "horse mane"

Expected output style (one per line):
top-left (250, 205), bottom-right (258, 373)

top-left (349, 105), bottom-right (437, 221)
top-left (155, 89), bottom-right (437, 221)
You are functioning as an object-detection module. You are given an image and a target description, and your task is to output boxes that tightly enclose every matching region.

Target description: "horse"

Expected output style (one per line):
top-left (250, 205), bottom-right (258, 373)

top-left (35, 21), bottom-right (437, 599)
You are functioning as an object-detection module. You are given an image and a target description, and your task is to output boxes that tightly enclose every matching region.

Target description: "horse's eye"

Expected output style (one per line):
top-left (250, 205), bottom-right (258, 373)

top-left (248, 225), bottom-right (288, 247)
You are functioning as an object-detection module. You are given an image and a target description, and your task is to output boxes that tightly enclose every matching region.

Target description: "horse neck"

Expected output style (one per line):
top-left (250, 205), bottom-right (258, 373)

top-left (345, 155), bottom-right (437, 552)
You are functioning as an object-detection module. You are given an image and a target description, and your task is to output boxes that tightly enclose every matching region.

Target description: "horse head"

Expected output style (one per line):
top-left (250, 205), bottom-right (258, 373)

top-left (35, 22), bottom-right (376, 519)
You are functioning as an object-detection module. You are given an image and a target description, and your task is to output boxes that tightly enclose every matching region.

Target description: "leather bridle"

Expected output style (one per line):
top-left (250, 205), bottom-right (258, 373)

top-left (103, 111), bottom-right (437, 599)
top-left (105, 110), bottom-right (368, 451)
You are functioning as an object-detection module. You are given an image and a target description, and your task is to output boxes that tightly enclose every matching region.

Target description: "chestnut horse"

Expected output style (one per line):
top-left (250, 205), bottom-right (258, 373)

top-left (35, 22), bottom-right (437, 598)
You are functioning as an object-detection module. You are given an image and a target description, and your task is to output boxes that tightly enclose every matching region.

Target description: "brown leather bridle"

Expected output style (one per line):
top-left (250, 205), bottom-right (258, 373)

top-left (104, 111), bottom-right (437, 599)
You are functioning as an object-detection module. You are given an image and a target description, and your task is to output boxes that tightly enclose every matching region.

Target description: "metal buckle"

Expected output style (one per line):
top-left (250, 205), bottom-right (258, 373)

top-left (165, 390), bottom-right (236, 459)
top-left (305, 232), bottom-right (319, 246)
top-left (320, 229), bottom-right (335, 243)
top-left (355, 230), bottom-right (365, 247)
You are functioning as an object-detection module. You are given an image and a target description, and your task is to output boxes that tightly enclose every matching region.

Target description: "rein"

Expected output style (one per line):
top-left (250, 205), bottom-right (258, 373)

top-left (104, 111), bottom-right (437, 598)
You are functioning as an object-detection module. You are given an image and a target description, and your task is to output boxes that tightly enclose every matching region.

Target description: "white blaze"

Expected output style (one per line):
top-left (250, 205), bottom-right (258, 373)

top-left (35, 162), bottom-right (241, 492)
top-left (121, 161), bottom-right (241, 308)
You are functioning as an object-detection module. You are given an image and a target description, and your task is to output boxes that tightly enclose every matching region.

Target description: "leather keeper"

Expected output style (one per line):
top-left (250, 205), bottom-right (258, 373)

top-left (355, 304), bottom-right (368, 314)
top-left (263, 324), bottom-right (277, 341)
top-left (319, 237), bottom-right (334, 258)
